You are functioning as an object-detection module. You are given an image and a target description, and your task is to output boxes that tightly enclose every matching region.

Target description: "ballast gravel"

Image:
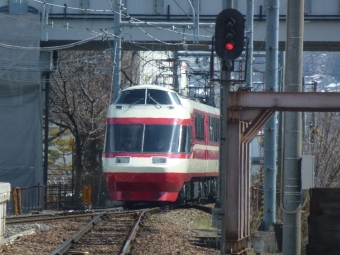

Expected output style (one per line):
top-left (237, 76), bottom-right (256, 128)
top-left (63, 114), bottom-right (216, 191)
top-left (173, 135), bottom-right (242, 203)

top-left (1, 207), bottom-right (283, 255)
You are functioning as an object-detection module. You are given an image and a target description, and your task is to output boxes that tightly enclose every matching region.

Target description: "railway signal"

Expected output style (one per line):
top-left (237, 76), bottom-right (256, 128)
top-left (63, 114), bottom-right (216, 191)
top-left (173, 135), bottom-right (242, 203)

top-left (214, 8), bottom-right (245, 60)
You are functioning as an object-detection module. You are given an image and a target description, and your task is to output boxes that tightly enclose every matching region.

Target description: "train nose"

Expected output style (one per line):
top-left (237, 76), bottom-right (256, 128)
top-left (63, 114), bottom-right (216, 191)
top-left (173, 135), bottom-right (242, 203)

top-left (121, 191), bottom-right (132, 200)
top-left (150, 192), bottom-right (162, 200)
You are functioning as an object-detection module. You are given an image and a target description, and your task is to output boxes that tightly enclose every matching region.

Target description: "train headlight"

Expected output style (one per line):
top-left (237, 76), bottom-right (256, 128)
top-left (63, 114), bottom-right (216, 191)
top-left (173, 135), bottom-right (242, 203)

top-left (152, 157), bottom-right (167, 164)
top-left (115, 156), bottom-right (131, 164)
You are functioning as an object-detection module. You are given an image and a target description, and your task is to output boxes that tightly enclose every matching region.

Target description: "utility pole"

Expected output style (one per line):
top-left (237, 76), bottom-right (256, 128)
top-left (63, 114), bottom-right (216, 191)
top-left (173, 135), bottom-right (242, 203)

top-left (262, 0), bottom-right (279, 230)
top-left (112, 0), bottom-right (122, 102)
top-left (277, 51), bottom-right (284, 204)
top-left (282, 0), bottom-right (304, 254)
top-left (217, 2), bottom-right (234, 254)
top-left (220, 59), bottom-right (232, 254)
top-left (217, 0), bottom-right (234, 213)
top-left (193, 0), bottom-right (200, 43)
top-left (43, 50), bottom-right (58, 186)
top-left (215, 4), bottom-right (247, 254)
top-left (245, 0), bottom-right (254, 89)
top-left (172, 51), bottom-right (179, 91)
top-left (43, 70), bottom-right (50, 186)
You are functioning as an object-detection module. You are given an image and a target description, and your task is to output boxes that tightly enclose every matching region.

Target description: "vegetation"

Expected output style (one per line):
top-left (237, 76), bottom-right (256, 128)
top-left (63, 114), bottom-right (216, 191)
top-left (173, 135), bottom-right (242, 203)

top-left (48, 50), bottom-right (139, 206)
top-left (48, 128), bottom-right (72, 185)
top-left (304, 112), bottom-right (340, 187)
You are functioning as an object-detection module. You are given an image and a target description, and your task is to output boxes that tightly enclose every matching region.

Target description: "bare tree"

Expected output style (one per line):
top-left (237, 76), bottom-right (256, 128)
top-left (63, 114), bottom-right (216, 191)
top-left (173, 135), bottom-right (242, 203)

top-left (304, 112), bottom-right (340, 187)
top-left (49, 50), bottom-right (113, 205)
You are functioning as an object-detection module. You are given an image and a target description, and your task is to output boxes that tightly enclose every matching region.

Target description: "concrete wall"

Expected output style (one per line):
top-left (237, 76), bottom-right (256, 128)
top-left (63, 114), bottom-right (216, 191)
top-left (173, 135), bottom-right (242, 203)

top-left (0, 183), bottom-right (11, 245)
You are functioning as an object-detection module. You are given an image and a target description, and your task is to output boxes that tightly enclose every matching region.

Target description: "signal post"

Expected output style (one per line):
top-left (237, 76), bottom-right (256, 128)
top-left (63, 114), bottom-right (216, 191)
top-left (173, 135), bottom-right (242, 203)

top-left (214, 9), bottom-right (250, 255)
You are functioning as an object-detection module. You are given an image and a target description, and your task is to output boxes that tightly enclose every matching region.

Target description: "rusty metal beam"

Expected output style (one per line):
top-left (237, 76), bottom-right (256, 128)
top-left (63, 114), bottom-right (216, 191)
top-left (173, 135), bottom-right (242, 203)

top-left (228, 108), bottom-right (265, 122)
top-left (224, 121), bottom-right (250, 254)
top-left (223, 91), bottom-right (340, 255)
top-left (228, 92), bottom-right (340, 111)
top-left (241, 109), bottom-right (274, 143)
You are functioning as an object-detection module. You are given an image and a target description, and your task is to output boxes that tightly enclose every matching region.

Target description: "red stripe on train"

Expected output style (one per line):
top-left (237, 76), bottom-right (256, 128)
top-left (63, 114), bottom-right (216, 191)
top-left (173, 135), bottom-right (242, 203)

top-left (107, 117), bottom-right (191, 125)
top-left (103, 152), bottom-right (190, 159)
top-left (191, 149), bottom-right (219, 160)
top-left (103, 149), bottom-right (219, 160)
top-left (207, 150), bottom-right (219, 160)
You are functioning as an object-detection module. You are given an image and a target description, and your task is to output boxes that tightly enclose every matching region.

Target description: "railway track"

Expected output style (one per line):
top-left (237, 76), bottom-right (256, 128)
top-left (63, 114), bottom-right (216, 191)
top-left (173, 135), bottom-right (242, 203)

top-left (49, 208), bottom-right (159, 255)
top-left (6, 207), bottom-right (124, 225)
top-left (3, 204), bottom-right (218, 254)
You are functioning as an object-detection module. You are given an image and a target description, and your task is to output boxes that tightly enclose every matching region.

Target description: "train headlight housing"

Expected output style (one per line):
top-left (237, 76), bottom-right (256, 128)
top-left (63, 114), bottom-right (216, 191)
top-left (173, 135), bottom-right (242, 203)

top-left (115, 156), bottom-right (131, 164)
top-left (152, 157), bottom-right (167, 164)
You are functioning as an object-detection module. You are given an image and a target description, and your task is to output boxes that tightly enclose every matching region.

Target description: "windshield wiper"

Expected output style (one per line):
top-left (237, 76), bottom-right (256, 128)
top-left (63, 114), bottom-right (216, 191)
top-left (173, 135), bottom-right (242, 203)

top-left (148, 95), bottom-right (162, 108)
top-left (129, 98), bottom-right (144, 107)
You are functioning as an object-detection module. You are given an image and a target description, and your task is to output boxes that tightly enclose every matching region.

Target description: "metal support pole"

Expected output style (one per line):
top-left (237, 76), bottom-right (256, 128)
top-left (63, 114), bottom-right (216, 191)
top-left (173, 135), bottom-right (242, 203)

top-left (312, 81), bottom-right (317, 125)
top-left (277, 51), bottom-right (284, 212)
top-left (71, 141), bottom-right (74, 206)
top-left (246, 0), bottom-right (254, 89)
top-left (112, 0), bottom-right (122, 102)
top-left (193, 0), bottom-right (200, 43)
top-left (220, 59), bottom-right (232, 255)
top-left (263, 0), bottom-right (279, 230)
top-left (282, 0), bottom-right (304, 254)
top-left (221, 2), bottom-right (234, 254)
top-left (173, 51), bottom-right (179, 91)
top-left (302, 77), bottom-right (306, 140)
top-left (43, 71), bottom-right (50, 186)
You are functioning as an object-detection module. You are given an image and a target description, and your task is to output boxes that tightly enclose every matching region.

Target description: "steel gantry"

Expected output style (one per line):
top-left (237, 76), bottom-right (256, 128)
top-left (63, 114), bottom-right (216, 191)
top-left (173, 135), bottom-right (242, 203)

top-left (222, 91), bottom-right (340, 254)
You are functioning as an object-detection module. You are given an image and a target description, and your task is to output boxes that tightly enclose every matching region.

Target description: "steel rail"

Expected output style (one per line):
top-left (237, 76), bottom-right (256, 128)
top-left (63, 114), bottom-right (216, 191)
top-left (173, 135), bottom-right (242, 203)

top-left (119, 208), bottom-right (160, 255)
top-left (7, 207), bottom-right (124, 225)
top-left (49, 211), bottom-right (106, 255)
top-left (7, 213), bottom-right (97, 225)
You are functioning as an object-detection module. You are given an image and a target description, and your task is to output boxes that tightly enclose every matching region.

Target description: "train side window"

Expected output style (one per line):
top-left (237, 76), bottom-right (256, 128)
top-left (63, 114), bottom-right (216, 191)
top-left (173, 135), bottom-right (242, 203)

top-left (104, 125), bottom-right (114, 152)
top-left (209, 116), bottom-right (220, 143)
top-left (194, 112), bottom-right (204, 141)
top-left (177, 125), bottom-right (191, 153)
top-left (180, 126), bottom-right (192, 153)
top-left (171, 92), bottom-right (182, 105)
top-left (187, 126), bottom-right (192, 152)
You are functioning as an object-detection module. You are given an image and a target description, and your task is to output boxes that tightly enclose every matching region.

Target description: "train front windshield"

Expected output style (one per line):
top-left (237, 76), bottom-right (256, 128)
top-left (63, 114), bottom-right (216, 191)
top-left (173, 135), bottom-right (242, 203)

top-left (105, 124), bottom-right (192, 153)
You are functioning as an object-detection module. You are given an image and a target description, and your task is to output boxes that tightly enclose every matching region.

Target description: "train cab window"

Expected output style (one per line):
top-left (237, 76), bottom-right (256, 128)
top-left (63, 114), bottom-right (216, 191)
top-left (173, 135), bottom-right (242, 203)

top-left (194, 113), bottom-right (205, 141)
top-left (105, 124), bottom-right (192, 154)
top-left (209, 117), bottom-right (220, 143)
top-left (143, 125), bottom-right (191, 153)
top-left (114, 89), bottom-right (146, 105)
top-left (147, 89), bottom-right (173, 105)
top-left (105, 124), bottom-right (143, 153)
top-left (115, 88), bottom-right (181, 106)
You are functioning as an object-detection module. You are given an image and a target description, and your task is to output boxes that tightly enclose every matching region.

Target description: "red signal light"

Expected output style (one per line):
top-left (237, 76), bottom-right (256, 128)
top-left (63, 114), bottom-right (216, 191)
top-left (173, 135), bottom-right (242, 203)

top-left (225, 41), bottom-right (234, 51)
top-left (215, 9), bottom-right (245, 59)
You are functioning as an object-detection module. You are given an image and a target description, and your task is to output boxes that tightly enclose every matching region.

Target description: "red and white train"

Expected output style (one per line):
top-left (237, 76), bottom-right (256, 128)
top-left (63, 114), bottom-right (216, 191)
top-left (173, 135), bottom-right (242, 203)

top-left (102, 85), bottom-right (220, 203)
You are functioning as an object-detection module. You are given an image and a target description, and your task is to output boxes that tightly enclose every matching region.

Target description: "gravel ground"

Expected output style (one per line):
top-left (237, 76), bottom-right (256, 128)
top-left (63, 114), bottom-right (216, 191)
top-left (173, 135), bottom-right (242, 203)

top-left (131, 207), bottom-right (220, 254)
top-left (1, 218), bottom-right (89, 254)
top-left (1, 207), bottom-right (283, 255)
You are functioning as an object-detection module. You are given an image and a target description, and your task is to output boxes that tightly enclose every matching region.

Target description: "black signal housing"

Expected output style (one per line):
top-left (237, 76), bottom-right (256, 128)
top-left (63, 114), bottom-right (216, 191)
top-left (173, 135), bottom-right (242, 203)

top-left (215, 9), bottom-right (245, 60)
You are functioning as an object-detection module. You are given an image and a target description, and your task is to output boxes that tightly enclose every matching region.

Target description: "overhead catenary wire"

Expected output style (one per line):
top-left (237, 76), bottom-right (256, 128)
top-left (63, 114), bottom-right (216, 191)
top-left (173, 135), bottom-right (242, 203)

top-left (0, 0), bottom-right (220, 54)
top-left (0, 1), bottom-right (226, 87)
top-left (0, 34), bottom-right (105, 52)
top-left (34, 0), bottom-right (213, 38)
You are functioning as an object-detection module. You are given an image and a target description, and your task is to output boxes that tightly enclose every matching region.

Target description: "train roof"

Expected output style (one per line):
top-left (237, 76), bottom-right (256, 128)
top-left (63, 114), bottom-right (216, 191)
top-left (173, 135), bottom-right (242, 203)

top-left (113, 84), bottom-right (219, 117)
top-left (121, 84), bottom-right (173, 93)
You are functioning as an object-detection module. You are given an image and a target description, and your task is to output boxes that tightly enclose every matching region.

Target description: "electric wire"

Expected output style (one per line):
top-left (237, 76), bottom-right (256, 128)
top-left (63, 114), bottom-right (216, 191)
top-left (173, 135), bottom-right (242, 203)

top-left (0, 1), bottom-right (214, 52)
top-left (34, 0), bottom-right (212, 38)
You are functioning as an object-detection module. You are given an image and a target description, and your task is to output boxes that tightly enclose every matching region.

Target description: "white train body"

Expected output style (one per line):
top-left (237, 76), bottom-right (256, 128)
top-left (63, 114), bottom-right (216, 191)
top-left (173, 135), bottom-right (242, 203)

top-left (102, 85), bottom-right (220, 202)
